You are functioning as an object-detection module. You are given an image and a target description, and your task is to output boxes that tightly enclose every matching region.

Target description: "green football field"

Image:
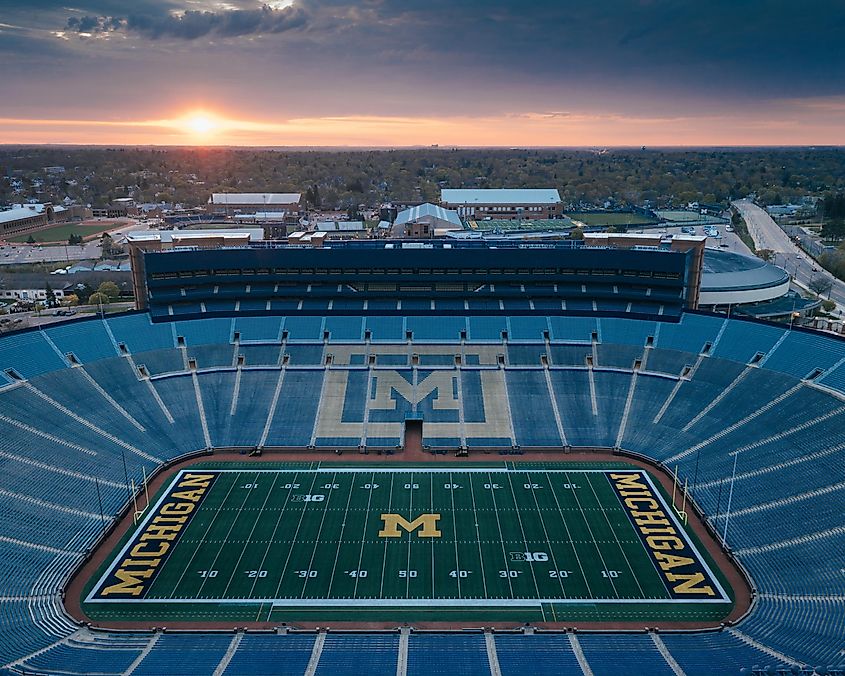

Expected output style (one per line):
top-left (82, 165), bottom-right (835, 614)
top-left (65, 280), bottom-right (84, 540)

top-left (84, 464), bottom-right (732, 624)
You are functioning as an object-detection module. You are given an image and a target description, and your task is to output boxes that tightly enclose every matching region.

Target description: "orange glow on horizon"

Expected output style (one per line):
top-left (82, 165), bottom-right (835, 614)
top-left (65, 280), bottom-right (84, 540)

top-left (0, 100), bottom-right (844, 146)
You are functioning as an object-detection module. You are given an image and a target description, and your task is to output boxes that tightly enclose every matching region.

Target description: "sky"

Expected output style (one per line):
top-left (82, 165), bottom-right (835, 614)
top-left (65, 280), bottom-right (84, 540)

top-left (1, 0), bottom-right (844, 146)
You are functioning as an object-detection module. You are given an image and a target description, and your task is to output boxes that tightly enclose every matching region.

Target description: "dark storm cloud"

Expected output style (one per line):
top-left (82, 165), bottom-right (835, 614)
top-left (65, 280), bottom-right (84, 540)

top-left (45, 0), bottom-right (845, 89)
top-left (64, 3), bottom-right (307, 40)
top-left (2, 0), bottom-right (845, 116)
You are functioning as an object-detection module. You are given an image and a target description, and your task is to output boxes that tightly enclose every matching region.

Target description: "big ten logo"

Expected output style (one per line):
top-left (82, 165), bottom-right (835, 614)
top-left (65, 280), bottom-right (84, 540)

top-left (509, 551), bottom-right (549, 562)
top-left (378, 513), bottom-right (442, 538)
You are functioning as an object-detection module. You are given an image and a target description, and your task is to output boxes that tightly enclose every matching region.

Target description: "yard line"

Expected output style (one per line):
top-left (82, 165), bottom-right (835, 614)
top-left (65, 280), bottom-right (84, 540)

top-left (405, 471), bottom-right (414, 599)
top-left (378, 473), bottom-right (396, 599)
top-left (249, 472), bottom-right (301, 602)
top-left (542, 472), bottom-right (593, 598)
top-left (300, 472), bottom-right (344, 598)
top-left (430, 473), bottom-right (436, 600)
top-left (467, 472), bottom-right (488, 599)
top-left (448, 472), bottom-right (462, 598)
top-left (584, 472), bottom-right (647, 598)
top-left (525, 477), bottom-right (567, 599)
top-left (271, 472), bottom-right (322, 600)
top-left (195, 472), bottom-right (261, 599)
top-left (605, 474), bottom-right (674, 602)
top-left (563, 470), bottom-right (620, 598)
top-left (352, 472), bottom-right (377, 598)
top-left (327, 471), bottom-right (360, 597)
top-left (486, 472), bottom-right (515, 598)
top-left (504, 472), bottom-right (542, 600)
top-left (165, 471), bottom-right (242, 599)
top-left (220, 472), bottom-right (281, 599)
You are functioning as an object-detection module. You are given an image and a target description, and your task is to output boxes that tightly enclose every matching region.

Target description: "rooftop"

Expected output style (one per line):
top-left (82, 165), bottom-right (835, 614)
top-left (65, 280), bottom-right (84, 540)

top-left (441, 188), bottom-right (561, 205)
top-left (701, 249), bottom-right (789, 291)
top-left (0, 203), bottom-right (65, 224)
top-left (127, 229), bottom-right (264, 244)
top-left (395, 203), bottom-right (462, 228)
top-left (315, 221), bottom-right (366, 232)
top-left (209, 193), bottom-right (302, 206)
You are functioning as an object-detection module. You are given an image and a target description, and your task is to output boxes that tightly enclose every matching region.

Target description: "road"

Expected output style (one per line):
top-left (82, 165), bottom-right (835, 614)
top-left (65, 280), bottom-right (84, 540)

top-left (0, 301), bottom-right (136, 333)
top-left (732, 199), bottom-right (845, 309)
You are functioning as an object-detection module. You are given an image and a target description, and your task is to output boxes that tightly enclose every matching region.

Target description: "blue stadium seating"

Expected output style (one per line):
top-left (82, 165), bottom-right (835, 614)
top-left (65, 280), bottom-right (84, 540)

top-left (495, 634), bottom-right (582, 675)
top-left (315, 634), bottom-right (399, 675)
top-left (506, 369), bottom-right (562, 447)
top-left (46, 319), bottom-right (119, 363)
top-left (234, 316), bottom-right (283, 342)
top-left (578, 634), bottom-right (675, 676)
top-left (132, 633), bottom-right (233, 676)
top-left (1, 310), bottom-right (845, 672)
top-left (176, 317), bottom-right (232, 345)
top-left (107, 312), bottom-right (175, 353)
top-left (407, 634), bottom-right (489, 675)
top-left (0, 329), bottom-right (67, 379)
top-left (224, 634), bottom-right (315, 675)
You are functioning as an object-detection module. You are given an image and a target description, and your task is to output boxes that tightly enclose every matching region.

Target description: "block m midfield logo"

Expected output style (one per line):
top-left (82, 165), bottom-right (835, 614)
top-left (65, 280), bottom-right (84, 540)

top-left (378, 513), bottom-right (442, 538)
top-left (313, 368), bottom-right (512, 441)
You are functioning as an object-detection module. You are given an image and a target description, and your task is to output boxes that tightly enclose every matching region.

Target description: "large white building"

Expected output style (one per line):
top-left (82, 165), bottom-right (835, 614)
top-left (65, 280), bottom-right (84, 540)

top-left (207, 193), bottom-right (302, 217)
top-left (0, 203), bottom-right (70, 239)
top-left (441, 188), bottom-right (562, 220)
top-left (393, 203), bottom-right (462, 237)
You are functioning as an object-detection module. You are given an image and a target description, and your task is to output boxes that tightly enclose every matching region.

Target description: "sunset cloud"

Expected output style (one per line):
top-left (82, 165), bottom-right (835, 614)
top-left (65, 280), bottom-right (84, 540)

top-left (1, 1), bottom-right (844, 145)
top-left (65, 4), bottom-right (307, 40)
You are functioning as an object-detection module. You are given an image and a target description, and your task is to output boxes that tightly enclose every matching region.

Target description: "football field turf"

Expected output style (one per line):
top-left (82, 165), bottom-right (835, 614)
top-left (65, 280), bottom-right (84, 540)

top-left (84, 464), bottom-right (732, 624)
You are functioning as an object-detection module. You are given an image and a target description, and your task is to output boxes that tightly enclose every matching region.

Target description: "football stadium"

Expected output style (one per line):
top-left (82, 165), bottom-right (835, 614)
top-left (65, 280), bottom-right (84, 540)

top-left (0, 238), bottom-right (843, 675)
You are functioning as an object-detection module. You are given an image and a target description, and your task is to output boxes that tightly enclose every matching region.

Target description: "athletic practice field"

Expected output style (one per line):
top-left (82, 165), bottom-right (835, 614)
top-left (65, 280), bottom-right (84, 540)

top-left (83, 464), bottom-right (733, 624)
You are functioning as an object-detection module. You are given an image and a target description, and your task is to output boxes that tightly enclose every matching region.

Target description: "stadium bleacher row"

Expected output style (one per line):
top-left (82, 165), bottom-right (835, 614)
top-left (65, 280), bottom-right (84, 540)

top-left (5, 628), bottom-right (809, 676)
top-left (0, 311), bottom-right (844, 674)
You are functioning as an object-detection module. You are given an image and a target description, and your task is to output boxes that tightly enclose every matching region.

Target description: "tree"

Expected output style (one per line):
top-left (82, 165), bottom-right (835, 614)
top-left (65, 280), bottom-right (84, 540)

top-left (346, 178), bottom-right (365, 193)
top-left (26, 235), bottom-right (35, 244)
top-left (44, 281), bottom-right (56, 308)
top-left (96, 281), bottom-right (120, 300)
top-left (808, 275), bottom-right (833, 297)
top-left (68, 233), bottom-right (83, 245)
top-left (63, 293), bottom-right (79, 306)
top-left (100, 233), bottom-right (114, 257)
top-left (757, 249), bottom-right (775, 262)
top-left (569, 227), bottom-right (584, 240)
top-left (87, 292), bottom-right (110, 307)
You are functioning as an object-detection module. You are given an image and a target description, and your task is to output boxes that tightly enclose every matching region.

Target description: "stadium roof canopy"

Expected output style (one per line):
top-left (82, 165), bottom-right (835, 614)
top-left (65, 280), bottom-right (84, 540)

top-left (394, 202), bottom-right (462, 229)
top-left (126, 229), bottom-right (264, 243)
top-left (441, 188), bottom-right (561, 205)
top-left (699, 248), bottom-right (790, 305)
top-left (208, 193), bottom-right (301, 205)
top-left (315, 220), bottom-right (366, 232)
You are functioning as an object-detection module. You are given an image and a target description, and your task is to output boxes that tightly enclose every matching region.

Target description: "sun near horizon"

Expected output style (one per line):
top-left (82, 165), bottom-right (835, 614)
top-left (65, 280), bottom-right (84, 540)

top-left (178, 111), bottom-right (223, 138)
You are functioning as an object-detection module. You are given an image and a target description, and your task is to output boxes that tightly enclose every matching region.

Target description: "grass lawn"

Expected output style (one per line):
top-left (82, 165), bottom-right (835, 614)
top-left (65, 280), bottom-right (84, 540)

top-left (7, 222), bottom-right (120, 244)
